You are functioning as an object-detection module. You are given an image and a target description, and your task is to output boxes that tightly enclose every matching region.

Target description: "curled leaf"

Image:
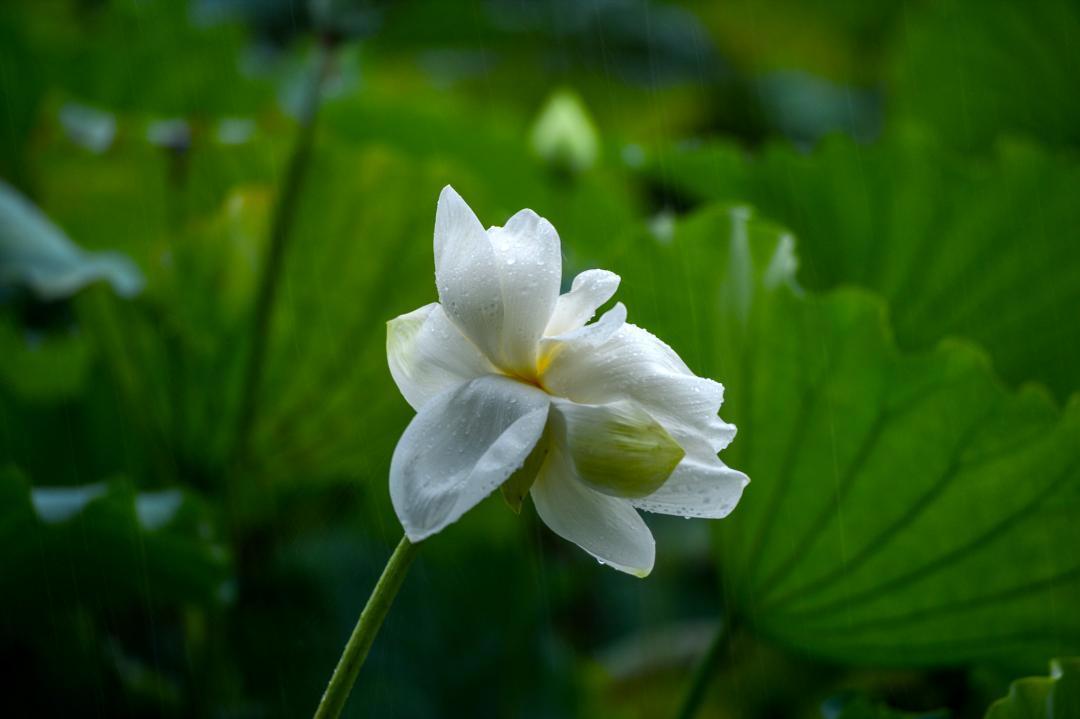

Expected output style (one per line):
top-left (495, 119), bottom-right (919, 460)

top-left (0, 181), bottom-right (143, 300)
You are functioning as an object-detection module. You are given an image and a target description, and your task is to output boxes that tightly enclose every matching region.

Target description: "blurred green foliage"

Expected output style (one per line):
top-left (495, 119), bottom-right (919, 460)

top-left (824, 693), bottom-right (948, 719)
top-left (1, 0), bottom-right (1079, 717)
top-left (984, 659), bottom-right (1080, 719)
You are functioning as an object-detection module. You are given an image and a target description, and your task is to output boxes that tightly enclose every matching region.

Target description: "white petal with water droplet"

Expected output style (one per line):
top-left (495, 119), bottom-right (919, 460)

top-left (631, 449), bottom-right (748, 519)
top-left (485, 208), bottom-right (562, 373)
top-left (390, 375), bottom-right (550, 542)
top-left (433, 186), bottom-right (505, 366)
top-left (433, 187), bottom-right (561, 375)
top-left (544, 269), bottom-right (621, 337)
top-left (530, 445), bottom-right (655, 577)
top-left (543, 323), bottom-right (736, 455)
top-left (387, 302), bottom-right (497, 411)
top-left (539, 301), bottom-right (626, 362)
top-left (389, 186), bottom-right (748, 566)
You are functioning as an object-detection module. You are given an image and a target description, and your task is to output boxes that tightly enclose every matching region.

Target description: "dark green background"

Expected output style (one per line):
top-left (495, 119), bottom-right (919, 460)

top-left (2, 0), bottom-right (1079, 717)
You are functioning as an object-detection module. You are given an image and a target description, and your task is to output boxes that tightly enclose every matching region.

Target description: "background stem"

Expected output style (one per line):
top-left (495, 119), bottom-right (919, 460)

top-left (230, 40), bottom-right (335, 469)
top-left (674, 618), bottom-right (733, 719)
top-left (314, 536), bottom-right (420, 719)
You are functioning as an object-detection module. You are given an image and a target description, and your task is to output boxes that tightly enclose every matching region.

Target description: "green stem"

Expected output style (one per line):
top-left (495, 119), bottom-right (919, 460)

top-left (230, 40), bottom-right (334, 468)
top-left (674, 618), bottom-right (733, 719)
top-left (314, 536), bottom-right (420, 719)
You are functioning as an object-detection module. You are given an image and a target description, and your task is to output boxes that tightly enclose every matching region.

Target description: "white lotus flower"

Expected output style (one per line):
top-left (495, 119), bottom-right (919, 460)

top-left (386, 186), bottom-right (748, 577)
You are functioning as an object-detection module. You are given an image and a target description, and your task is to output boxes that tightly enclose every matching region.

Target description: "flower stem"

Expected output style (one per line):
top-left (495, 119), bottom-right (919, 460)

top-left (230, 39), bottom-right (335, 469)
top-left (674, 618), bottom-right (733, 719)
top-left (313, 535), bottom-right (420, 719)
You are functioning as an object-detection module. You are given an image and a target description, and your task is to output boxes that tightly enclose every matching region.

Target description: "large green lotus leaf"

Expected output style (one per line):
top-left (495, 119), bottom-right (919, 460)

top-left (985, 658), bottom-right (1080, 719)
top-left (241, 144), bottom-right (452, 483)
top-left (602, 205), bottom-right (1080, 669)
top-left (0, 465), bottom-right (229, 614)
top-left (48, 142), bottom-right (429, 486)
top-left (891, 0), bottom-right (1080, 152)
top-left (640, 131), bottom-right (1080, 401)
